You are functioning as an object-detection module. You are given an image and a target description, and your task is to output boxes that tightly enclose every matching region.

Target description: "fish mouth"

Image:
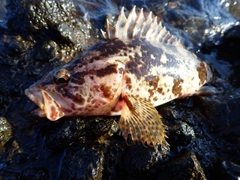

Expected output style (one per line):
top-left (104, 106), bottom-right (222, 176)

top-left (25, 88), bottom-right (44, 110)
top-left (25, 87), bottom-right (68, 121)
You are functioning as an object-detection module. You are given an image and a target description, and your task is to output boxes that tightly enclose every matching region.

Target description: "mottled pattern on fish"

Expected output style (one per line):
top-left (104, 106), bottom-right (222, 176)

top-left (25, 6), bottom-right (213, 149)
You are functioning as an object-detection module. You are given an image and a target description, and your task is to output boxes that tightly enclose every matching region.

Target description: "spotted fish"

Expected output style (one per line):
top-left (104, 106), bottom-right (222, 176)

top-left (25, 6), bottom-right (214, 149)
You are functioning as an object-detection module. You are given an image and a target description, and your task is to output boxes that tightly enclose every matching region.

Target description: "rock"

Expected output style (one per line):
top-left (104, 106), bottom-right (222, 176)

top-left (222, 161), bottom-right (240, 180)
top-left (59, 143), bottom-right (104, 180)
top-left (20, 167), bottom-right (49, 180)
top-left (5, 0), bottom-right (97, 62)
top-left (122, 145), bottom-right (168, 179)
top-left (159, 152), bottom-right (206, 179)
top-left (168, 121), bottom-right (195, 146)
top-left (0, 117), bottom-right (12, 149)
top-left (43, 116), bottom-right (115, 151)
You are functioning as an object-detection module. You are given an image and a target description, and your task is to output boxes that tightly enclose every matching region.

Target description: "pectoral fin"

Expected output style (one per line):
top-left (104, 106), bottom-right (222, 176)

top-left (119, 94), bottom-right (169, 150)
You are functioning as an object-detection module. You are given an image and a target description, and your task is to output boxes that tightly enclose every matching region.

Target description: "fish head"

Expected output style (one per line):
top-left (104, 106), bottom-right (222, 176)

top-left (25, 53), bottom-right (125, 121)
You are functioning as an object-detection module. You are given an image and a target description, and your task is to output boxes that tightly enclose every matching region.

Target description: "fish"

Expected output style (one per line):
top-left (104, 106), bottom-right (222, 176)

top-left (25, 6), bottom-right (214, 150)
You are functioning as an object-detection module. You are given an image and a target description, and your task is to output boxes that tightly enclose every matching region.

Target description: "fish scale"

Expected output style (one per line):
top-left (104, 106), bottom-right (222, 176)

top-left (25, 6), bottom-right (214, 150)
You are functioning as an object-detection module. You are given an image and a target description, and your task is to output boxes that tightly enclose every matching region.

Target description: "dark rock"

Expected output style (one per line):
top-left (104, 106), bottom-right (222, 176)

top-left (59, 143), bottom-right (104, 180)
top-left (0, 117), bottom-right (12, 148)
top-left (5, 0), bottom-right (97, 62)
top-left (168, 121), bottom-right (195, 146)
top-left (20, 167), bottom-right (49, 180)
top-left (0, 171), bottom-right (19, 180)
top-left (223, 25), bottom-right (240, 45)
top-left (196, 88), bottom-right (240, 143)
top-left (122, 145), bottom-right (168, 179)
top-left (222, 161), bottom-right (240, 180)
top-left (43, 116), bottom-right (115, 151)
top-left (158, 152), bottom-right (206, 179)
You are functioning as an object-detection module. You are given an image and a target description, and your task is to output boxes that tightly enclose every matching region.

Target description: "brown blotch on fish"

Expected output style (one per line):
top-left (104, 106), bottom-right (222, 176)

top-left (126, 54), bottom-right (146, 79)
top-left (148, 89), bottom-right (155, 99)
top-left (98, 39), bottom-right (128, 57)
top-left (124, 76), bottom-right (132, 90)
top-left (146, 76), bottom-right (160, 90)
top-left (71, 72), bottom-right (88, 85)
top-left (100, 84), bottom-right (114, 99)
top-left (197, 62), bottom-right (207, 85)
top-left (92, 64), bottom-right (118, 77)
top-left (87, 94), bottom-right (94, 103)
top-left (172, 79), bottom-right (184, 96)
top-left (71, 93), bottom-right (85, 105)
top-left (81, 50), bottom-right (102, 64)
top-left (157, 87), bottom-right (165, 95)
top-left (57, 87), bottom-right (71, 98)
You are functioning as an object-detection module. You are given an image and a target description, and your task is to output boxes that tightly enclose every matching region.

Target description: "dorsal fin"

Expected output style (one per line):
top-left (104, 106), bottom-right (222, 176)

top-left (101, 6), bottom-right (179, 45)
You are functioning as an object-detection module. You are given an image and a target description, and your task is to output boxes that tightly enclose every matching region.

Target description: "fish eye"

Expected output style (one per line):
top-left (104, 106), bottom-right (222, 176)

top-left (53, 69), bottom-right (70, 84)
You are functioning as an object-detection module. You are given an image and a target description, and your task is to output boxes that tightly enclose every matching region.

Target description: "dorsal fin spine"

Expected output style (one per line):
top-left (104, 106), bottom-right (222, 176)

top-left (146, 16), bottom-right (158, 40)
top-left (132, 8), bottom-right (144, 38)
top-left (106, 19), bottom-right (115, 39)
top-left (156, 26), bottom-right (167, 41)
top-left (115, 7), bottom-right (127, 39)
top-left (101, 29), bottom-right (107, 39)
top-left (124, 6), bottom-right (137, 38)
top-left (101, 6), bottom-right (180, 46)
top-left (140, 11), bottom-right (153, 37)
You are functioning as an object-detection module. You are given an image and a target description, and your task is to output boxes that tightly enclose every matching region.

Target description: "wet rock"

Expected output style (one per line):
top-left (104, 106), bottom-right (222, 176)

top-left (177, 152), bottom-right (206, 179)
top-left (222, 161), bottom-right (240, 180)
top-left (157, 152), bottom-right (206, 179)
top-left (0, 81), bottom-right (11, 116)
top-left (189, 90), bottom-right (240, 178)
top-left (42, 116), bottom-right (115, 151)
top-left (20, 167), bottom-right (49, 180)
top-left (196, 88), bottom-right (240, 142)
top-left (200, 24), bottom-right (240, 87)
top-left (221, 26), bottom-right (240, 88)
top-left (29, 40), bottom-right (58, 62)
top-left (5, 0), bottom-right (97, 62)
top-left (122, 145), bottom-right (168, 179)
top-left (59, 143), bottom-right (104, 180)
top-left (168, 121), bottom-right (195, 147)
top-left (223, 25), bottom-right (240, 45)
top-left (0, 0), bottom-right (6, 19)
top-left (118, 148), bottom-right (206, 179)
top-left (224, 0), bottom-right (240, 19)
top-left (0, 171), bottom-right (19, 180)
top-left (0, 117), bottom-right (12, 148)
top-left (146, 0), bottom-right (237, 49)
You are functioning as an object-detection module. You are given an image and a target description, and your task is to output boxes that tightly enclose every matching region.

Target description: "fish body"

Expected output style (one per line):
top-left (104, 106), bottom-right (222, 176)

top-left (25, 6), bottom-right (213, 149)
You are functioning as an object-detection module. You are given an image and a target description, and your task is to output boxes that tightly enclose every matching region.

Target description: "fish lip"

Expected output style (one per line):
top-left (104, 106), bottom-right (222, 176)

top-left (25, 88), bottom-right (65, 120)
top-left (25, 88), bottom-right (44, 110)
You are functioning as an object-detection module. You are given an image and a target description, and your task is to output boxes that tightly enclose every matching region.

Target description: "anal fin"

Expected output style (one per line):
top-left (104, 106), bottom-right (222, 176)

top-left (119, 94), bottom-right (169, 150)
